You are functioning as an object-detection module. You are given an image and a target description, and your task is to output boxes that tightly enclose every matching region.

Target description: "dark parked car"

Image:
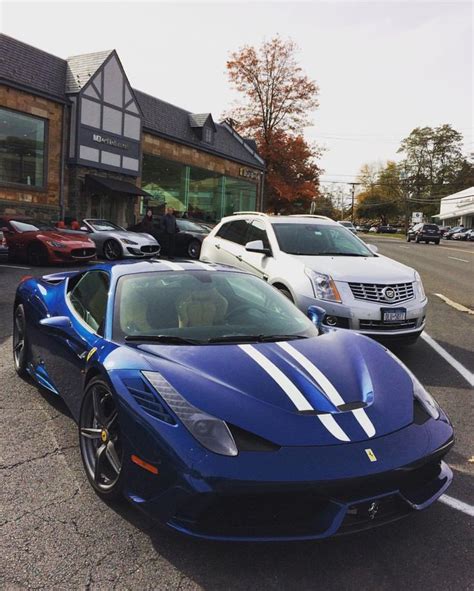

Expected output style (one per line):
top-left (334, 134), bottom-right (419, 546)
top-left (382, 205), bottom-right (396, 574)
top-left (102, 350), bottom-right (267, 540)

top-left (406, 223), bottom-right (441, 244)
top-left (443, 226), bottom-right (466, 240)
top-left (451, 228), bottom-right (471, 241)
top-left (464, 229), bottom-right (474, 241)
top-left (438, 226), bottom-right (451, 237)
top-left (131, 217), bottom-right (209, 259)
top-left (376, 225), bottom-right (397, 234)
top-left (0, 230), bottom-right (9, 256)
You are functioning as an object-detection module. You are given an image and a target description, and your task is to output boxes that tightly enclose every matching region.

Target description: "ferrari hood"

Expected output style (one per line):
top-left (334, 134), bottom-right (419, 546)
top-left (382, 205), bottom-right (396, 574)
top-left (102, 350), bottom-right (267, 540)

top-left (298, 254), bottom-right (416, 283)
top-left (132, 331), bottom-right (415, 446)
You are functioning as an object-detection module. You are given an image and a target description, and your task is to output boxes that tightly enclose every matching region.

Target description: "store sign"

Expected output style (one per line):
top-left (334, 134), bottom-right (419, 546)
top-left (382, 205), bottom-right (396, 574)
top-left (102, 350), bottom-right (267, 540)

top-left (411, 211), bottom-right (423, 222)
top-left (92, 134), bottom-right (129, 151)
top-left (455, 197), bottom-right (474, 209)
top-left (239, 167), bottom-right (260, 181)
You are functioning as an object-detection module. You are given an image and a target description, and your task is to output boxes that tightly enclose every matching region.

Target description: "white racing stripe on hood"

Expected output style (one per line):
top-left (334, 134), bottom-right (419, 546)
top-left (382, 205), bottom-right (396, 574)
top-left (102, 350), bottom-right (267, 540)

top-left (159, 260), bottom-right (185, 271)
top-left (277, 341), bottom-right (376, 438)
top-left (239, 344), bottom-right (350, 441)
top-left (239, 344), bottom-right (313, 411)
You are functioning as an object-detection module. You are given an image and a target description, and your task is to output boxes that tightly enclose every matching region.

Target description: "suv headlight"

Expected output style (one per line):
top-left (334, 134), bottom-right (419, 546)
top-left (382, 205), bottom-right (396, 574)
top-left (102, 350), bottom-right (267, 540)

top-left (414, 271), bottom-right (426, 300)
top-left (385, 349), bottom-right (439, 420)
top-left (143, 371), bottom-right (238, 456)
top-left (121, 238), bottom-right (138, 245)
top-left (305, 269), bottom-right (342, 303)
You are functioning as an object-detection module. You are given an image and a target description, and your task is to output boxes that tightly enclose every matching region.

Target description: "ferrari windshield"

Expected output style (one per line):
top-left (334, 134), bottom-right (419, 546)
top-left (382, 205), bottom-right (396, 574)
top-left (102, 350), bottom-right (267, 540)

top-left (272, 223), bottom-right (374, 256)
top-left (10, 219), bottom-right (54, 232)
top-left (114, 270), bottom-right (318, 344)
top-left (86, 219), bottom-right (124, 232)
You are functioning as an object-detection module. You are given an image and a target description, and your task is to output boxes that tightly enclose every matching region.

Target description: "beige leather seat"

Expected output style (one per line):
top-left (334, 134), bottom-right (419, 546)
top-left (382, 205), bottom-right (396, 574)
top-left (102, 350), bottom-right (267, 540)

top-left (177, 287), bottom-right (228, 327)
top-left (120, 285), bottom-right (150, 334)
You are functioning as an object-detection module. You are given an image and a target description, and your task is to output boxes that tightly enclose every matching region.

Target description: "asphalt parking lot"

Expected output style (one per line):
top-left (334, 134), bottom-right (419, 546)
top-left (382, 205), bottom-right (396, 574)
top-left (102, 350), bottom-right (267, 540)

top-left (1, 240), bottom-right (473, 590)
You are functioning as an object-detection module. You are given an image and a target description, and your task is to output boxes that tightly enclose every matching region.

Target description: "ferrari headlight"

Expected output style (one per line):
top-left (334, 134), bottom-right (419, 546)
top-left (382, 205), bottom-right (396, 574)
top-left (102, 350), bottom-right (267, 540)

top-left (384, 349), bottom-right (439, 420)
top-left (414, 271), bottom-right (426, 300)
top-left (48, 240), bottom-right (66, 248)
top-left (305, 269), bottom-right (342, 303)
top-left (121, 238), bottom-right (138, 245)
top-left (142, 371), bottom-right (238, 456)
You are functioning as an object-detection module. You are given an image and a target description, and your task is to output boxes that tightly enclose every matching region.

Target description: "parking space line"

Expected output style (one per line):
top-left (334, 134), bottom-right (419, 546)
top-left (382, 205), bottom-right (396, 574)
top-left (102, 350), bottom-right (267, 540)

top-left (448, 256), bottom-right (469, 263)
top-left (0, 264), bottom-right (31, 270)
top-left (439, 494), bottom-right (474, 517)
top-left (440, 245), bottom-right (474, 254)
top-left (421, 332), bottom-right (474, 387)
top-left (434, 293), bottom-right (474, 315)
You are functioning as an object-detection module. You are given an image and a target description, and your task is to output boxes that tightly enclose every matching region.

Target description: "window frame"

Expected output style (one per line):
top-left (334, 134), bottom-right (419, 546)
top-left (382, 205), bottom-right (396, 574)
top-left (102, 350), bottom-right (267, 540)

top-left (66, 270), bottom-right (110, 336)
top-left (215, 219), bottom-right (250, 245)
top-left (0, 106), bottom-right (49, 192)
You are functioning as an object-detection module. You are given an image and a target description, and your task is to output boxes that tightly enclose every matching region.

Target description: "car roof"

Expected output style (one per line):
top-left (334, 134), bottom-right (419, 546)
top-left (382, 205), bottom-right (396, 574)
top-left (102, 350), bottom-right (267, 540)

top-left (49, 259), bottom-right (249, 280)
top-left (220, 214), bottom-right (337, 226)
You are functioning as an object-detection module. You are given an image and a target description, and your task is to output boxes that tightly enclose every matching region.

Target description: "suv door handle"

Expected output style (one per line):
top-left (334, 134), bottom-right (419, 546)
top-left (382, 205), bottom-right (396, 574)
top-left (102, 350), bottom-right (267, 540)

top-left (236, 255), bottom-right (242, 261)
top-left (214, 243), bottom-right (221, 249)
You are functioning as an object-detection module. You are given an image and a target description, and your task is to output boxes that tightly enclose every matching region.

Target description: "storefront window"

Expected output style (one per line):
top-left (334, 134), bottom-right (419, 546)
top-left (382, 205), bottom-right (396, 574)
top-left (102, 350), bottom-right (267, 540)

top-left (142, 154), bottom-right (187, 214)
top-left (0, 108), bottom-right (46, 188)
top-left (142, 153), bottom-right (258, 221)
top-left (188, 167), bottom-right (221, 222)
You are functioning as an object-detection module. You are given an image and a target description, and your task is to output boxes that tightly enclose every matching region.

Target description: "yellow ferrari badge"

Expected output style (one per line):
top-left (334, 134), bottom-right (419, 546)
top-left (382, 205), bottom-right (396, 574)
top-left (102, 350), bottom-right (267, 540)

top-left (365, 448), bottom-right (377, 462)
top-left (86, 347), bottom-right (97, 362)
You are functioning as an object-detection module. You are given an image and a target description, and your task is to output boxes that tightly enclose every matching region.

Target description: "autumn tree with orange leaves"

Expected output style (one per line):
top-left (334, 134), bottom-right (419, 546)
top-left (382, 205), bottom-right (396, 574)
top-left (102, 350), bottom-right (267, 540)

top-left (226, 36), bottom-right (322, 213)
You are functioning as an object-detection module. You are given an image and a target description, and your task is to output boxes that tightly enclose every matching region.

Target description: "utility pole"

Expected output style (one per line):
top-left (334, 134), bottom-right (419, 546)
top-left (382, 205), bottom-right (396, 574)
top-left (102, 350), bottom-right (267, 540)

top-left (348, 182), bottom-right (360, 224)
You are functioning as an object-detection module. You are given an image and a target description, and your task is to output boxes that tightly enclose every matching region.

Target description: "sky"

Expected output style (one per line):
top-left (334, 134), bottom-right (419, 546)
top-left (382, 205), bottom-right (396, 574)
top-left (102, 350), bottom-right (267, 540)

top-left (1, 0), bottom-right (472, 192)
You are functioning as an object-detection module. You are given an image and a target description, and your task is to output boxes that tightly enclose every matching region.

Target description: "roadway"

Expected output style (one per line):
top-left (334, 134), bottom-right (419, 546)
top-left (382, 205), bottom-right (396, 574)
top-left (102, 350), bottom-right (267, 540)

top-left (0, 244), bottom-right (473, 590)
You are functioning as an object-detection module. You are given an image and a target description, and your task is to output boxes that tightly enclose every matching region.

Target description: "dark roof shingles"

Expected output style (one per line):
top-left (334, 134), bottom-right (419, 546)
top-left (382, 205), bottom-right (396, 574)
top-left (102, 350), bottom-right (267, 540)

top-left (136, 91), bottom-right (263, 168)
top-left (0, 34), bottom-right (67, 101)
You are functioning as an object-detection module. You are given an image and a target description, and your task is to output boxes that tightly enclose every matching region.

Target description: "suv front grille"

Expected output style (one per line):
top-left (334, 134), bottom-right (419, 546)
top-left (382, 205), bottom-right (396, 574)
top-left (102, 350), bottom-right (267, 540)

top-left (349, 282), bottom-right (414, 303)
top-left (359, 319), bottom-right (418, 331)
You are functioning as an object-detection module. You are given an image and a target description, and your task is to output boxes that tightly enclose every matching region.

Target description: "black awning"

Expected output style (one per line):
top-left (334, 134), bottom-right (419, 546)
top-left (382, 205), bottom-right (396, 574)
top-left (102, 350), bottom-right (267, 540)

top-left (86, 175), bottom-right (152, 197)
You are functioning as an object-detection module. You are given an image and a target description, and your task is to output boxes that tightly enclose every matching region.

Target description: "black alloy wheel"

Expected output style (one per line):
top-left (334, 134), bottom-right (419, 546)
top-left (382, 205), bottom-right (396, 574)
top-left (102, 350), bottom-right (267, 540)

top-left (13, 304), bottom-right (28, 377)
top-left (187, 239), bottom-right (201, 260)
top-left (406, 234), bottom-right (411, 242)
top-left (103, 239), bottom-right (122, 261)
top-left (79, 378), bottom-right (123, 499)
top-left (28, 242), bottom-right (48, 266)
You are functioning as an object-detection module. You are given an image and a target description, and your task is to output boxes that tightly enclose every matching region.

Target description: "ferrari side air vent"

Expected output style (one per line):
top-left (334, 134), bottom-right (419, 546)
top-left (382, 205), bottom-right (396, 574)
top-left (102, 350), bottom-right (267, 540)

top-left (228, 424), bottom-right (280, 452)
top-left (122, 376), bottom-right (176, 424)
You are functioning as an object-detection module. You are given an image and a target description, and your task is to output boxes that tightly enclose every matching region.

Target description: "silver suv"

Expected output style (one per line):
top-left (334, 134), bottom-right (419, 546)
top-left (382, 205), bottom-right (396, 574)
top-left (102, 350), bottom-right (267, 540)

top-left (200, 213), bottom-right (427, 344)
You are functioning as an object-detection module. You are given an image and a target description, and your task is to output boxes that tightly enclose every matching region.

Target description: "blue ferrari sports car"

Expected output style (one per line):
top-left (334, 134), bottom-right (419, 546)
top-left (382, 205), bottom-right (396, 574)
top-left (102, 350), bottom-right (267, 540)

top-left (13, 260), bottom-right (453, 541)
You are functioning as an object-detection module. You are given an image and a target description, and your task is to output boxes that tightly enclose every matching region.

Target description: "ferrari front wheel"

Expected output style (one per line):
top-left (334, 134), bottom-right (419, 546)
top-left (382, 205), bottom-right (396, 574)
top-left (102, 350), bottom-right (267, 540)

top-left (13, 304), bottom-right (28, 377)
top-left (79, 378), bottom-right (124, 499)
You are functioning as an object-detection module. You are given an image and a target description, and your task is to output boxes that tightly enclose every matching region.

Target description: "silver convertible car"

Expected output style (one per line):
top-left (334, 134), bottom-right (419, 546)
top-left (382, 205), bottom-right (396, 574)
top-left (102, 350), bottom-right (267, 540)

top-left (78, 219), bottom-right (160, 260)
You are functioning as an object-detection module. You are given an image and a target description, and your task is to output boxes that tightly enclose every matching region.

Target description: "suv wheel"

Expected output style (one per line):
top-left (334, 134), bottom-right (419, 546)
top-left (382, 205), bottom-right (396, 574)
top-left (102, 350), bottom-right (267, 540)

top-left (406, 234), bottom-right (411, 242)
top-left (277, 286), bottom-right (294, 303)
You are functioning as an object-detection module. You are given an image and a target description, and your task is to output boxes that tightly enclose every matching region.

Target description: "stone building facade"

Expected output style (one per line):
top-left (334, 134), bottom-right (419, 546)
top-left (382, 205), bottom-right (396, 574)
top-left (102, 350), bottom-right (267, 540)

top-left (0, 34), bottom-right (264, 226)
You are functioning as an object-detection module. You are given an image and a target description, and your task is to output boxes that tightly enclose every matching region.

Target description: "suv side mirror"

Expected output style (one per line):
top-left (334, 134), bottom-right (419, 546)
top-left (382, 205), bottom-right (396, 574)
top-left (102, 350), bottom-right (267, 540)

top-left (367, 244), bottom-right (378, 254)
top-left (307, 305), bottom-right (326, 329)
top-left (245, 240), bottom-right (272, 256)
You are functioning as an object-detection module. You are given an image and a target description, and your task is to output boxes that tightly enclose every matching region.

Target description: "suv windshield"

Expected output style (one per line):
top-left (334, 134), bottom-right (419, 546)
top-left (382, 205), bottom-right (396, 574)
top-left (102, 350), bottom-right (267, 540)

top-left (10, 219), bottom-right (54, 232)
top-left (272, 223), bottom-right (374, 256)
top-left (114, 270), bottom-right (318, 344)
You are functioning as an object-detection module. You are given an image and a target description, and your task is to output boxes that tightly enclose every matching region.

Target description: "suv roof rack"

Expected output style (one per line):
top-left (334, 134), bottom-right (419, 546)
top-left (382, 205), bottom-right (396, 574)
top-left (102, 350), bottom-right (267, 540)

top-left (232, 211), bottom-right (268, 217)
top-left (289, 214), bottom-right (334, 221)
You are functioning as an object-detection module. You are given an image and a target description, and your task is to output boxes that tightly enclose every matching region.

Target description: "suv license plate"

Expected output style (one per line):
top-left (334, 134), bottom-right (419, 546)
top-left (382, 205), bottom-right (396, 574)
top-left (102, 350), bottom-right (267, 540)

top-left (382, 308), bottom-right (406, 323)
